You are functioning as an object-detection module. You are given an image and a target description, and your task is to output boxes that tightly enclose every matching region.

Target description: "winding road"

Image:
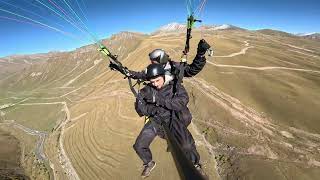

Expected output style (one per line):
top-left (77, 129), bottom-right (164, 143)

top-left (1, 35), bottom-right (319, 180)
top-left (212, 40), bottom-right (254, 58)
top-left (19, 101), bottom-right (80, 180)
top-left (0, 120), bottom-right (47, 161)
top-left (208, 40), bottom-right (320, 74)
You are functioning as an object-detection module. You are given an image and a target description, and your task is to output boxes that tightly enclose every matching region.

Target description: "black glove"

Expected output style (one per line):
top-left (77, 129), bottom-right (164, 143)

top-left (153, 115), bottom-right (163, 124)
top-left (143, 90), bottom-right (166, 106)
top-left (109, 62), bottom-right (122, 72)
top-left (197, 39), bottom-right (211, 56)
top-left (109, 62), bottom-right (131, 77)
top-left (153, 107), bottom-right (171, 124)
top-left (143, 88), bottom-right (157, 104)
top-left (143, 90), bottom-right (155, 104)
top-left (155, 93), bottom-right (166, 107)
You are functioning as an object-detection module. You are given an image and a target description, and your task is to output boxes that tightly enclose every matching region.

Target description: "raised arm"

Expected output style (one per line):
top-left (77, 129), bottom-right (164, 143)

top-left (183, 39), bottom-right (211, 77)
top-left (183, 54), bottom-right (206, 77)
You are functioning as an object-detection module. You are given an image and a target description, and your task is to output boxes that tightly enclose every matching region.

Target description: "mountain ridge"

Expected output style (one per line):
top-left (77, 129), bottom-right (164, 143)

top-left (1, 27), bottom-right (320, 180)
top-left (1, 24), bottom-right (318, 59)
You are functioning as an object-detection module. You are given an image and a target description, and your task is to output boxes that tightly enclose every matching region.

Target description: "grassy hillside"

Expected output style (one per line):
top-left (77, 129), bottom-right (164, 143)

top-left (0, 29), bottom-right (320, 180)
top-left (0, 129), bottom-right (27, 179)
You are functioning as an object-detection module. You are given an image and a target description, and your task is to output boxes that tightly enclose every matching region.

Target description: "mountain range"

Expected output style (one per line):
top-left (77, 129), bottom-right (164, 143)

top-left (0, 23), bottom-right (320, 180)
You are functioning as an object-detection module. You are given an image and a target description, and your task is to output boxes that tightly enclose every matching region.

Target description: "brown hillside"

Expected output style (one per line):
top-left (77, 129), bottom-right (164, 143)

top-left (1, 28), bottom-right (320, 180)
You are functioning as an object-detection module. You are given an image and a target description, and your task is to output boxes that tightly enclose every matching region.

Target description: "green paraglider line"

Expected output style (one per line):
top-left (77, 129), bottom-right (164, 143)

top-left (194, 0), bottom-right (207, 16)
top-left (34, 0), bottom-right (67, 22)
top-left (21, 0), bottom-right (46, 13)
top-left (33, 0), bottom-right (96, 44)
top-left (0, 15), bottom-right (44, 27)
top-left (6, 0), bottom-right (95, 43)
top-left (80, 0), bottom-right (87, 9)
top-left (48, 0), bottom-right (83, 32)
top-left (0, 0), bottom-right (65, 29)
top-left (61, 0), bottom-right (86, 27)
top-left (186, 0), bottom-right (192, 15)
top-left (61, 0), bottom-right (101, 45)
top-left (187, 0), bottom-right (196, 15)
top-left (0, 12), bottom-right (79, 40)
top-left (75, 0), bottom-right (88, 22)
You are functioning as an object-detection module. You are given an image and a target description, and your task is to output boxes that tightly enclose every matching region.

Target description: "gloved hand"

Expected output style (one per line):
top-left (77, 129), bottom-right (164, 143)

top-left (149, 106), bottom-right (159, 116)
top-left (143, 90), bottom-right (155, 104)
top-left (109, 62), bottom-right (131, 77)
top-left (154, 93), bottom-right (166, 107)
top-left (136, 94), bottom-right (160, 117)
top-left (143, 90), bottom-right (166, 106)
top-left (109, 62), bottom-right (122, 72)
top-left (197, 39), bottom-right (211, 56)
top-left (153, 115), bottom-right (163, 124)
top-left (153, 107), bottom-right (171, 124)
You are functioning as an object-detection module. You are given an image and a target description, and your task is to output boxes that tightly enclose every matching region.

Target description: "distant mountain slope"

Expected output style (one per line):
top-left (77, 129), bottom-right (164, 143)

top-left (0, 52), bottom-right (61, 80)
top-left (0, 32), bottom-right (147, 94)
top-left (1, 24), bottom-right (320, 180)
top-left (301, 33), bottom-right (320, 41)
top-left (256, 29), bottom-right (295, 37)
top-left (153, 22), bottom-right (244, 35)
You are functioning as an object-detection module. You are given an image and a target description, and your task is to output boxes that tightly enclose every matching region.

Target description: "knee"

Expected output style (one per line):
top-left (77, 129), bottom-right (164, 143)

top-left (133, 141), bottom-right (144, 152)
top-left (133, 143), bottom-right (139, 152)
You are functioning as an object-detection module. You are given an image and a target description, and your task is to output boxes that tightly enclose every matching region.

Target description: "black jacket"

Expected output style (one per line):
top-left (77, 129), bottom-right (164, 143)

top-left (129, 54), bottom-right (206, 80)
top-left (135, 81), bottom-right (192, 127)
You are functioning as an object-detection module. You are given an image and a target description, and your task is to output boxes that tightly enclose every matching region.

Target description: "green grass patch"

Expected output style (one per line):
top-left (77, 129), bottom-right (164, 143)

top-left (3, 104), bottom-right (65, 132)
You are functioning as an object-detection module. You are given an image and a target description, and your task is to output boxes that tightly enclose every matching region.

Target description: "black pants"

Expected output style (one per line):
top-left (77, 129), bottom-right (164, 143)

top-left (133, 120), bottom-right (200, 165)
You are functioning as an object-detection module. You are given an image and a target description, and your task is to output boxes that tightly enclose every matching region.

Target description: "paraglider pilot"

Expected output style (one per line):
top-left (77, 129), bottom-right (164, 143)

top-left (133, 63), bottom-right (205, 178)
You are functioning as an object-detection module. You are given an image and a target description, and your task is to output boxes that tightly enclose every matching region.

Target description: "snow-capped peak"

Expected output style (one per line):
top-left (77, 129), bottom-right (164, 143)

top-left (156, 22), bottom-right (186, 32)
top-left (200, 24), bottom-right (235, 30)
top-left (153, 23), bottom-right (241, 35)
top-left (295, 32), bottom-right (317, 36)
top-left (213, 24), bottom-right (232, 30)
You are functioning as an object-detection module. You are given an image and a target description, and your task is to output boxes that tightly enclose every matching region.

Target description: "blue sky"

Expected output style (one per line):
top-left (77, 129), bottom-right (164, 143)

top-left (0, 0), bottom-right (319, 57)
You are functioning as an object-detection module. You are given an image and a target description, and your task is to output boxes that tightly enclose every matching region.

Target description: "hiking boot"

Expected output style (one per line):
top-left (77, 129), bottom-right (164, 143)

top-left (194, 164), bottom-right (208, 179)
top-left (141, 161), bottom-right (156, 178)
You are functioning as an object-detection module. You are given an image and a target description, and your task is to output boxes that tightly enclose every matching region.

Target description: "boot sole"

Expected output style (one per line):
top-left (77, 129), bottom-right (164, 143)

top-left (141, 162), bottom-right (157, 179)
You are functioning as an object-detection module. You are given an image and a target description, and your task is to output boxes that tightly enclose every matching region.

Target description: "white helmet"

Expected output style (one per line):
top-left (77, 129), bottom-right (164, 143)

top-left (148, 49), bottom-right (170, 64)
